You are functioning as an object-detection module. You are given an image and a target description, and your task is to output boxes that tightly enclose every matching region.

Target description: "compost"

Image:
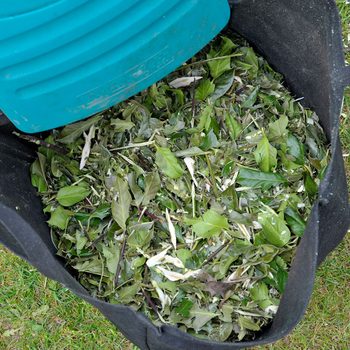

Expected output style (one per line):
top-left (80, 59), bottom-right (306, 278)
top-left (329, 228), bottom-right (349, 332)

top-left (30, 36), bottom-right (330, 342)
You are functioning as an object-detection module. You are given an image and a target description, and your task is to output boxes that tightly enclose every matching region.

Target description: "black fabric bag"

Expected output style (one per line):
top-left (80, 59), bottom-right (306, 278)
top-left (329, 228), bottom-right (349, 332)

top-left (0, 1), bottom-right (349, 349)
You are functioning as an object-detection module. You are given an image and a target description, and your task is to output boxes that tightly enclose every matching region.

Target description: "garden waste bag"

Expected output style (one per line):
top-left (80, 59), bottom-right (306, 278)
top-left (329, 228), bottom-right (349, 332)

top-left (0, 0), bottom-right (349, 349)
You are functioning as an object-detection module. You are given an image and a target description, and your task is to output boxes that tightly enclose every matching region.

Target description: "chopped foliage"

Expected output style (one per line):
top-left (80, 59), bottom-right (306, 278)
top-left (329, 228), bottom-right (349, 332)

top-left (30, 35), bottom-right (330, 342)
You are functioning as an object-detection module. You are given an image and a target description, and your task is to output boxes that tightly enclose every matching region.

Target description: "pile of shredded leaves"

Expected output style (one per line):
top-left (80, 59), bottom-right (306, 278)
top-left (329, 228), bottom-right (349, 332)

top-left (30, 36), bottom-right (330, 342)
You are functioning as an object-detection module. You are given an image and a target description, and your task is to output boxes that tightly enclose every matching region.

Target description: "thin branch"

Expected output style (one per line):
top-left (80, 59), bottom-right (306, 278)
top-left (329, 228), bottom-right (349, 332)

top-left (177, 53), bottom-right (243, 70)
top-left (138, 207), bottom-right (163, 222)
top-left (110, 140), bottom-right (155, 152)
top-left (191, 78), bottom-right (197, 118)
top-left (142, 289), bottom-right (159, 315)
top-left (203, 240), bottom-right (231, 266)
top-left (13, 132), bottom-right (67, 155)
top-left (205, 154), bottom-right (219, 197)
top-left (142, 266), bottom-right (159, 315)
top-left (114, 232), bottom-right (128, 287)
top-left (91, 232), bottom-right (108, 249)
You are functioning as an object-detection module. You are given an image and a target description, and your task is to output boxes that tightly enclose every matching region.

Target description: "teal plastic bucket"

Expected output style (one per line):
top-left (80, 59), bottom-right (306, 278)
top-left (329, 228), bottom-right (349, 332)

top-left (0, 0), bottom-right (230, 132)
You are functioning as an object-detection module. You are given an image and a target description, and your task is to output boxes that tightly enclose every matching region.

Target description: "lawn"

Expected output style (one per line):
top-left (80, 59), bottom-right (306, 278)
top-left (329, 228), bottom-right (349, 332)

top-left (1, 2), bottom-right (349, 350)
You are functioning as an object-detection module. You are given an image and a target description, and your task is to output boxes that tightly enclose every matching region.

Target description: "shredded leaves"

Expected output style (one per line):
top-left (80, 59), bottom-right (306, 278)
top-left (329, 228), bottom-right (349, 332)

top-left (30, 35), bottom-right (330, 342)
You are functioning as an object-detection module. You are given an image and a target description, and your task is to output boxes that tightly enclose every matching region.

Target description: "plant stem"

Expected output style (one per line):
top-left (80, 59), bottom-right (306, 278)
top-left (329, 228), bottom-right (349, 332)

top-left (191, 78), bottom-right (197, 118)
top-left (110, 140), bottom-right (155, 152)
top-left (203, 240), bottom-right (231, 266)
top-left (205, 154), bottom-right (219, 196)
top-left (13, 131), bottom-right (67, 155)
top-left (142, 289), bottom-right (158, 315)
top-left (114, 232), bottom-right (127, 287)
top-left (138, 207), bottom-right (163, 222)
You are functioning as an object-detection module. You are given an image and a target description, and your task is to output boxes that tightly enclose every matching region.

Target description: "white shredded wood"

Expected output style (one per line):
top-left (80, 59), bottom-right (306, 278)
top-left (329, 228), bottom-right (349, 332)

top-left (146, 247), bottom-right (171, 267)
top-left (166, 208), bottom-right (177, 250)
top-left (152, 280), bottom-right (171, 311)
top-left (80, 126), bottom-right (95, 170)
top-left (163, 255), bottom-right (184, 268)
top-left (156, 266), bottom-right (201, 282)
top-left (184, 157), bottom-right (199, 187)
top-left (169, 76), bottom-right (202, 88)
top-left (146, 248), bottom-right (184, 269)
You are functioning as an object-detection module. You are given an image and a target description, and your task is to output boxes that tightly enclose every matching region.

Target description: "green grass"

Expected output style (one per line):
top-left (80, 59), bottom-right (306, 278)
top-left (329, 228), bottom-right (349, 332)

top-left (0, 246), bottom-right (130, 350)
top-left (1, 2), bottom-right (350, 349)
top-left (338, 0), bottom-right (350, 64)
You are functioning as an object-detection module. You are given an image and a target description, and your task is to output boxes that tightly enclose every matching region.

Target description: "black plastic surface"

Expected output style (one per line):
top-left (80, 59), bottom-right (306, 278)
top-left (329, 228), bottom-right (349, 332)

top-left (0, 1), bottom-right (349, 349)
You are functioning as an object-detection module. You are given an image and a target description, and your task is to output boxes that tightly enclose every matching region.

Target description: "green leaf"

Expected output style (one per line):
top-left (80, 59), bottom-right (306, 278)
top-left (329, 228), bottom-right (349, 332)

top-left (51, 156), bottom-right (63, 178)
top-left (56, 184), bottom-right (91, 207)
top-left (279, 150), bottom-right (301, 171)
top-left (207, 57), bottom-right (231, 79)
top-left (238, 316), bottom-right (260, 331)
top-left (127, 172), bottom-right (144, 207)
top-left (254, 135), bottom-right (278, 172)
top-left (73, 257), bottom-right (103, 275)
top-left (189, 210), bottom-right (229, 239)
top-left (210, 71), bottom-right (234, 101)
top-left (222, 160), bottom-right (235, 177)
top-left (197, 105), bottom-right (214, 132)
top-left (221, 186), bottom-right (239, 211)
top-left (47, 206), bottom-right (73, 230)
top-left (102, 242), bottom-right (120, 275)
top-left (111, 177), bottom-right (132, 230)
top-left (265, 258), bottom-right (289, 294)
top-left (90, 204), bottom-right (111, 220)
top-left (31, 173), bottom-right (47, 193)
top-left (305, 135), bottom-right (321, 159)
top-left (304, 172), bottom-right (318, 197)
top-left (157, 193), bottom-right (178, 211)
top-left (287, 134), bottom-right (305, 165)
top-left (250, 282), bottom-right (273, 309)
top-left (190, 305), bottom-right (218, 331)
top-left (176, 249), bottom-right (193, 265)
top-left (117, 282), bottom-right (141, 304)
top-left (127, 222), bottom-right (154, 249)
top-left (242, 86), bottom-right (259, 108)
top-left (58, 115), bottom-right (103, 144)
top-left (31, 153), bottom-right (48, 193)
top-left (243, 48), bottom-right (259, 72)
top-left (111, 118), bottom-right (135, 132)
top-left (76, 231), bottom-right (88, 254)
top-left (142, 172), bottom-right (161, 205)
top-left (175, 298), bottom-right (194, 317)
top-left (155, 147), bottom-right (184, 179)
top-left (195, 80), bottom-right (215, 101)
top-left (224, 112), bottom-right (242, 141)
top-left (200, 129), bottom-right (219, 151)
top-left (218, 323), bottom-right (234, 342)
top-left (175, 147), bottom-right (208, 158)
top-left (258, 207), bottom-right (291, 247)
top-left (276, 267), bottom-right (288, 293)
top-left (220, 304), bottom-right (234, 323)
top-left (132, 256), bottom-right (147, 270)
top-left (268, 115), bottom-right (289, 143)
top-left (219, 37), bottom-right (236, 55)
top-left (149, 84), bottom-right (169, 109)
top-left (285, 207), bottom-right (306, 237)
top-left (236, 60), bottom-right (254, 72)
top-left (237, 168), bottom-right (287, 190)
